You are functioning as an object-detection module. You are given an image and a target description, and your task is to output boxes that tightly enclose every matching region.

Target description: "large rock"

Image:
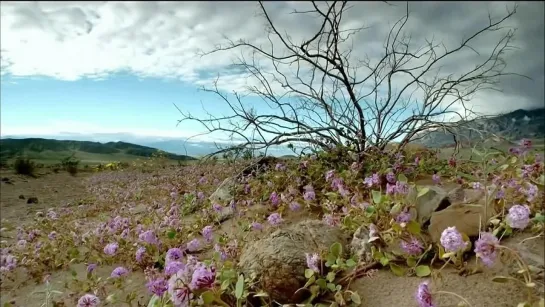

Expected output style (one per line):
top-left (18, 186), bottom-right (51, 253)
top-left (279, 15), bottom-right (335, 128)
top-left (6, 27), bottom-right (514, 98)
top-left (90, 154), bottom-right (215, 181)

top-left (413, 185), bottom-right (450, 225)
top-left (209, 177), bottom-right (236, 204)
top-left (238, 220), bottom-right (349, 303)
top-left (428, 203), bottom-right (497, 243)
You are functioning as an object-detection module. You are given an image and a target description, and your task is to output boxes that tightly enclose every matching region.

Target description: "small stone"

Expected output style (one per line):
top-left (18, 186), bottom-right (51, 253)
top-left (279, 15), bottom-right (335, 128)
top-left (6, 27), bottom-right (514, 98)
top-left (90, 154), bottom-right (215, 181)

top-left (413, 185), bottom-right (450, 225)
top-left (18, 195), bottom-right (25, 200)
top-left (27, 197), bottom-right (39, 204)
top-left (350, 225), bottom-right (373, 263)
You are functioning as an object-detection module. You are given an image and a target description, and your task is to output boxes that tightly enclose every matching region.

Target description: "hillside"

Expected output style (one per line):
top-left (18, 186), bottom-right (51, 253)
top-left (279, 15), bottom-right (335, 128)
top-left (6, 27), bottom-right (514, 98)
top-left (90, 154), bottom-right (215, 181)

top-left (0, 138), bottom-right (196, 164)
top-left (414, 108), bottom-right (545, 148)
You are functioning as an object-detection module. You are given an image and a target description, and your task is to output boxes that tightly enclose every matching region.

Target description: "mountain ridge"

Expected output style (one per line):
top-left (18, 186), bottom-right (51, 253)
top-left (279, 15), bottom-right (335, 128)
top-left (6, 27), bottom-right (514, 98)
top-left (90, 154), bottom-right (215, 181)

top-left (0, 138), bottom-right (196, 162)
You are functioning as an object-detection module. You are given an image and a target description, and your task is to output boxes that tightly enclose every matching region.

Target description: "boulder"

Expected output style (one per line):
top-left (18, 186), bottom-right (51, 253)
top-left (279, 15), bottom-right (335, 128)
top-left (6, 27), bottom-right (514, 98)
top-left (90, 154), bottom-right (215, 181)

top-left (238, 220), bottom-right (349, 303)
top-left (428, 203), bottom-right (497, 243)
top-left (413, 185), bottom-right (450, 225)
top-left (209, 177), bottom-right (236, 204)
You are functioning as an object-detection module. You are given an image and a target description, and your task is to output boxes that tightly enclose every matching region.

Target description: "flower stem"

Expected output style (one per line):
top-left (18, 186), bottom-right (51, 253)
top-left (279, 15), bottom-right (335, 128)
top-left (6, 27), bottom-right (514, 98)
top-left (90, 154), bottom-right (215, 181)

top-left (435, 290), bottom-right (473, 306)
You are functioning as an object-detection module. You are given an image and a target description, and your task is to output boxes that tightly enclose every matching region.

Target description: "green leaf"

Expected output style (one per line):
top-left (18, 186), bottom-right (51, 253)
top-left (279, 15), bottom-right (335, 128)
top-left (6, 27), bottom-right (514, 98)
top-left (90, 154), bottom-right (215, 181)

top-left (416, 186), bottom-right (429, 198)
top-left (415, 265), bottom-right (431, 277)
top-left (397, 174), bottom-right (408, 183)
top-left (316, 278), bottom-right (327, 289)
top-left (406, 220), bottom-right (421, 235)
top-left (350, 292), bottom-right (362, 305)
top-left (365, 205), bottom-right (376, 215)
top-left (389, 263), bottom-right (406, 277)
top-left (330, 242), bottom-right (343, 258)
top-left (471, 148), bottom-right (483, 157)
top-left (235, 274), bottom-right (244, 299)
top-left (326, 271), bottom-right (336, 282)
top-left (379, 256), bottom-right (389, 266)
top-left (200, 291), bottom-right (215, 305)
top-left (458, 172), bottom-right (479, 182)
top-left (147, 295), bottom-right (161, 307)
top-left (303, 275), bottom-right (316, 288)
top-left (371, 190), bottom-right (382, 205)
top-left (327, 283), bottom-right (336, 291)
top-left (406, 257), bottom-right (417, 268)
top-left (346, 258), bottom-right (357, 268)
top-left (305, 268), bottom-right (315, 279)
top-left (491, 276), bottom-right (510, 283)
top-left (167, 231), bottom-right (176, 239)
top-left (533, 213), bottom-right (545, 223)
top-left (390, 203), bottom-right (402, 215)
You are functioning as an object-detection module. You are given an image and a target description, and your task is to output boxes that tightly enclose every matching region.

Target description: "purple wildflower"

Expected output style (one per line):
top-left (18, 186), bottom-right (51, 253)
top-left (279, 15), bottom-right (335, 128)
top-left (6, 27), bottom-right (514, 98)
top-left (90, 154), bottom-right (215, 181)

top-left (165, 261), bottom-right (185, 276)
top-left (48, 231), bottom-right (57, 240)
top-left (270, 192), bottom-right (280, 206)
top-left (275, 163), bottom-right (286, 171)
top-left (386, 172), bottom-right (396, 183)
top-left (146, 277), bottom-right (168, 297)
top-left (472, 182), bottom-right (482, 190)
top-left (166, 248), bottom-right (184, 263)
top-left (86, 263), bottom-right (97, 273)
top-left (396, 210), bottom-right (411, 223)
top-left (395, 181), bottom-right (409, 195)
top-left (251, 222), bottom-right (263, 231)
top-left (440, 227), bottom-right (468, 253)
top-left (415, 281), bottom-right (436, 307)
top-left (305, 253), bottom-right (320, 273)
top-left (168, 275), bottom-right (192, 307)
top-left (386, 183), bottom-right (396, 195)
top-left (187, 238), bottom-right (201, 252)
top-left (103, 242), bottom-right (118, 256)
top-left (244, 184), bottom-right (251, 194)
top-left (325, 170), bottom-right (335, 182)
top-left (202, 226), bottom-right (214, 243)
top-left (212, 203), bottom-right (222, 212)
top-left (400, 237), bottom-right (424, 256)
top-left (506, 204), bottom-right (531, 230)
top-left (190, 263), bottom-right (216, 290)
top-left (111, 266), bottom-right (129, 278)
top-left (323, 214), bottom-right (340, 227)
top-left (198, 176), bottom-right (207, 184)
top-left (197, 191), bottom-right (205, 200)
top-left (77, 294), bottom-right (100, 307)
top-left (432, 174), bottom-right (440, 184)
top-left (139, 230), bottom-right (159, 245)
top-left (267, 213), bottom-right (283, 226)
top-left (303, 186), bottom-right (316, 201)
top-left (474, 232), bottom-right (499, 267)
top-left (136, 246), bottom-right (146, 262)
top-left (289, 201), bottom-right (301, 211)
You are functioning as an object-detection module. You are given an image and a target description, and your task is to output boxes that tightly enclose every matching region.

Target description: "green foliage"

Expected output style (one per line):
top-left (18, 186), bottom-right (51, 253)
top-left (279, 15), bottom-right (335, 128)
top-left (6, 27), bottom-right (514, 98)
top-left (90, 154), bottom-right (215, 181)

top-left (13, 156), bottom-right (36, 176)
top-left (61, 153), bottom-right (80, 176)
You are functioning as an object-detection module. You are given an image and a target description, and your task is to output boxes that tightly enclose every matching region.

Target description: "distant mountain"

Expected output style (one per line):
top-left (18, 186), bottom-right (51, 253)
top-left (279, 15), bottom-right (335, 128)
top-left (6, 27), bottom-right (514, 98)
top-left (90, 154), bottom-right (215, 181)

top-left (413, 108), bottom-right (545, 148)
top-left (0, 138), bottom-right (196, 162)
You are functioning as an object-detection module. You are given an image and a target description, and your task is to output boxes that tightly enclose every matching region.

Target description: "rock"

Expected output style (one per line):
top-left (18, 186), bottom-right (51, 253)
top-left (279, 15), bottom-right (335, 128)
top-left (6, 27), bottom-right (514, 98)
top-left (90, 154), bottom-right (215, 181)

top-left (350, 225), bottom-right (374, 263)
top-left (26, 197), bottom-right (38, 204)
top-left (414, 185), bottom-right (450, 225)
top-left (428, 203), bottom-right (497, 243)
top-left (502, 233), bottom-right (545, 272)
top-left (209, 177), bottom-right (236, 204)
top-left (238, 220), bottom-right (349, 303)
top-left (18, 195), bottom-right (25, 200)
top-left (217, 206), bottom-right (235, 223)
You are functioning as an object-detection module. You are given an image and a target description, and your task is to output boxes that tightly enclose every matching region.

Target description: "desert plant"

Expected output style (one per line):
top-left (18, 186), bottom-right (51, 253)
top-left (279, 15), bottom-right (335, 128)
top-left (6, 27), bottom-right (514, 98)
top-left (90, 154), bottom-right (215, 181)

top-left (13, 156), bottom-right (36, 176)
top-left (61, 153), bottom-right (80, 176)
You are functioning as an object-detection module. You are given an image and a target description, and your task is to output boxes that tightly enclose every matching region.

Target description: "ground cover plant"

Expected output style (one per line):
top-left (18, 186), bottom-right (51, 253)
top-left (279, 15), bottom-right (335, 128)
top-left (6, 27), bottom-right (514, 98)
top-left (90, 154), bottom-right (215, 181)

top-left (0, 138), bottom-right (543, 307)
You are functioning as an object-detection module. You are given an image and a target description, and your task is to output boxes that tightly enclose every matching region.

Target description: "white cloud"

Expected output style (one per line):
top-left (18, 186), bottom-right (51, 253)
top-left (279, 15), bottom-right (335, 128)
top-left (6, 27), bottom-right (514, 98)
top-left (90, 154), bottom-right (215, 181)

top-left (0, 1), bottom-right (542, 140)
top-left (0, 119), bottom-right (237, 143)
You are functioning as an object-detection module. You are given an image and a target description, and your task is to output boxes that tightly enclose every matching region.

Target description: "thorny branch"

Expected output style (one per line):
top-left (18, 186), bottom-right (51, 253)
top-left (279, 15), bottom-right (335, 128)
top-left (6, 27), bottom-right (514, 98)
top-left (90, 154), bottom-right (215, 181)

top-left (176, 1), bottom-right (521, 159)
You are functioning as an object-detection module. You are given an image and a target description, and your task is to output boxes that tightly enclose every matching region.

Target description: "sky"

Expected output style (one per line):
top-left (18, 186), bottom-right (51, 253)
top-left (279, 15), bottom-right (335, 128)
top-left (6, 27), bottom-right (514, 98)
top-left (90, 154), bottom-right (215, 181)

top-left (1, 1), bottom-right (544, 151)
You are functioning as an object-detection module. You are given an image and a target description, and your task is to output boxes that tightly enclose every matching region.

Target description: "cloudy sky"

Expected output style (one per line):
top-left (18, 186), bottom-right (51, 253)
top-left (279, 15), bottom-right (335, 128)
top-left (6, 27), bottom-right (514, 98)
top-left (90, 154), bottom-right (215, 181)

top-left (1, 1), bottom-right (543, 145)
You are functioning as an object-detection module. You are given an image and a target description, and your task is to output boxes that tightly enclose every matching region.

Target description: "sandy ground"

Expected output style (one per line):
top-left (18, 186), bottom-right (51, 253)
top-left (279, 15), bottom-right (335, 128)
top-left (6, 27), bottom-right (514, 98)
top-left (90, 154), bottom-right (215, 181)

top-left (1, 169), bottom-right (543, 307)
